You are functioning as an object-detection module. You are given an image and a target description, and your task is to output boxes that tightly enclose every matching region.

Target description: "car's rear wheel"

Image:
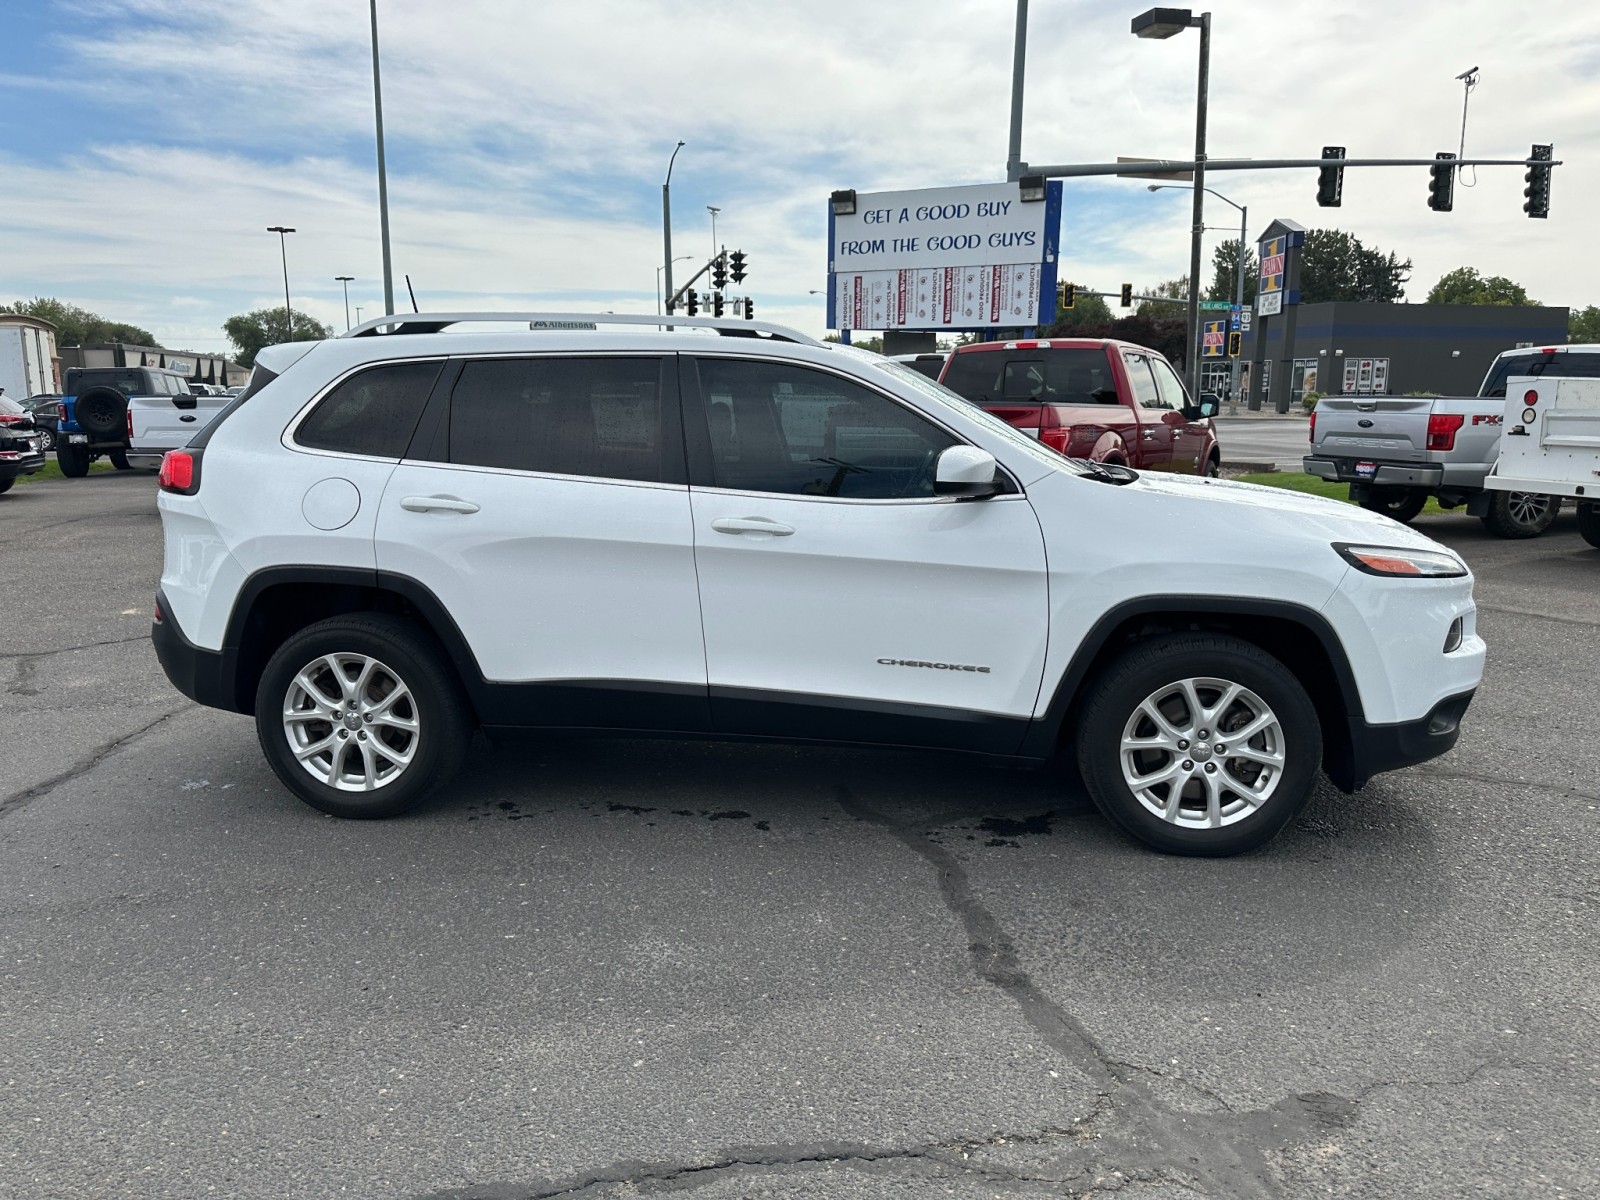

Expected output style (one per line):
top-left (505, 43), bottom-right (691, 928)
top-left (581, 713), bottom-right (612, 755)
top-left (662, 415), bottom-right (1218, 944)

top-left (109, 450), bottom-right (131, 470)
top-left (255, 614), bottom-right (472, 819)
top-left (1480, 490), bottom-right (1558, 539)
top-left (1578, 501), bottom-right (1600, 550)
top-left (0, 477), bottom-right (13, 495)
top-left (57, 444), bottom-right (91, 477)
top-left (1076, 633), bottom-right (1321, 856)
top-left (37, 428), bottom-right (55, 452)
top-left (1359, 487), bottom-right (1427, 523)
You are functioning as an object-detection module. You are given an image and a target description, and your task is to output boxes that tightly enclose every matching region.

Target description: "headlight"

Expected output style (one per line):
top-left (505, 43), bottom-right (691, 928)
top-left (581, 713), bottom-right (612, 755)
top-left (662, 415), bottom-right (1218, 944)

top-left (1334, 543), bottom-right (1467, 578)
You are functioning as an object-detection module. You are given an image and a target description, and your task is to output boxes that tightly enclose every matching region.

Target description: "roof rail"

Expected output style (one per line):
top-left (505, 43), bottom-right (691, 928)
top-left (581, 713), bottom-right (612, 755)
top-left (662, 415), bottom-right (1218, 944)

top-left (344, 311), bottom-right (823, 347)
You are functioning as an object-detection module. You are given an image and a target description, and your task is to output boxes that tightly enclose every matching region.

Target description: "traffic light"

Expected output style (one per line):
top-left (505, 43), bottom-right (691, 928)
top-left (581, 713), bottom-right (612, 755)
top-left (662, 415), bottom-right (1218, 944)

top-left (729, 250), bottom-right (747, 284)
top-left (1524, 143), bottom-right (1552, 219)
top-left (1428, 152), bottom-right (1456, 212)
top-left (744, 298), bottom-right (754, 320)
top-left (712, 291), bottom-right (725, 318)
top-left (1317, 145), bottom-right (1344, 207)
top-left (685, 290), bottom-right (699, 316)
top-left (1227, 331), bottom-right (1243, 358)
top-left (1119, 283), bottom-right (1133, 308)
top-left (712, 252), bottom-right (728, 290)
top-left (1060, 282), bottom-right (1076, 309)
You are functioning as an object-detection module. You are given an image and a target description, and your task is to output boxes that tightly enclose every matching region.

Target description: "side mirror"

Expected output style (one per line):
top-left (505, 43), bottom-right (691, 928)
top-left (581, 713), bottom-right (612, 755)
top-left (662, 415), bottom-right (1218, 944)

top-left (935, 446), bottom-right (1000, 499)
top-left (1182, 399), bottom-right (1219, 421)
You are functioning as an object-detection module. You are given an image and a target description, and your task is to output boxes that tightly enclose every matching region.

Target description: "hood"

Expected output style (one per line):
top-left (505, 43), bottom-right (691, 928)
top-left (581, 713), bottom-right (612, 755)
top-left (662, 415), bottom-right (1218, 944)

top-left (1121, 471), bottom-right (1453, 552)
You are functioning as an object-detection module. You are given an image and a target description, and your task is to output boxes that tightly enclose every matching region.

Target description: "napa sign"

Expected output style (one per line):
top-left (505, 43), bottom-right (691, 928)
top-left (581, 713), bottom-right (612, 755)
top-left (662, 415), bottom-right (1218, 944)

top-left (828, 181), bottom-right (1061, 331)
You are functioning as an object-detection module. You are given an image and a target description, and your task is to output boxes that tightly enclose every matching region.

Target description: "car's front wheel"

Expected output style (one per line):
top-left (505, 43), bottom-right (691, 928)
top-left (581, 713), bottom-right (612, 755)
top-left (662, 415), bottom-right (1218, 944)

top-left (1076, 633), bottom-right (1322, 856)
top-left (255, 614), bottom-right (472, 818)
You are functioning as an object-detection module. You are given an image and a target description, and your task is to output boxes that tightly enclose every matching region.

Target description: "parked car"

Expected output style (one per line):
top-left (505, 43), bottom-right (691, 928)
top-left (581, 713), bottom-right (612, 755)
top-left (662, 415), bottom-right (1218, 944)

top-left (0, 395), bottom-right (48, 494)
top-left (56, 367), bottom-right (229, 475)
top-left (1485, 374), bottom-right (1600, 550)
top-left (21, 394), bottom-right (61, 452)
top-left (937, 337), bottom-right (1222, 475)
top-left (1302, 344), bottom-right (1600, 538)
top-left (152, 312), bottom-right (1481, 857)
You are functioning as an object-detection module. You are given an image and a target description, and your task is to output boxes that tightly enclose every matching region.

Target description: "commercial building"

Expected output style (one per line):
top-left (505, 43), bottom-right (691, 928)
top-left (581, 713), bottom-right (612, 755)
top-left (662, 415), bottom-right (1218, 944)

top-left (1217, 302), bottom-right (1570, 410)
top-left (58, 343), bottom-right (246, 388)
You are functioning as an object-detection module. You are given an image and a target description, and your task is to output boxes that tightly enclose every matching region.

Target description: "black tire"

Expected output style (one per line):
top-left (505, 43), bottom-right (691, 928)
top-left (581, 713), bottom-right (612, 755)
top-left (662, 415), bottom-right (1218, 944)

top-left (1358, 487), bottom-right (1427, 523)
top-left (1075, 633), bottom-right (1322, 856)
top-left (109, 450), bottom-right (132, 470)
top-left (1204, 452), bottom-right (1221, 478)
top-left (57, 443), bottom-right (91, 477)
top-left (1480, 490), bottom-right (1558, 539)
top-left (73, 386), bottom-right (128, 438)
top-left (255, 614), bottom-right (473, 819)
top-left (1578, 501), bottom-right (1600, 550)
top-left (0, 477), bottom-right (13, 495)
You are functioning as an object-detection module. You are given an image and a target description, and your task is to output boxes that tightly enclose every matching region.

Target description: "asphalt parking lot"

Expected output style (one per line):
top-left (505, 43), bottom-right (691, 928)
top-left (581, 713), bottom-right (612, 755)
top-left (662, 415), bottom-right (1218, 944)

top-left (3, 473), bottom-right (1596, 1200)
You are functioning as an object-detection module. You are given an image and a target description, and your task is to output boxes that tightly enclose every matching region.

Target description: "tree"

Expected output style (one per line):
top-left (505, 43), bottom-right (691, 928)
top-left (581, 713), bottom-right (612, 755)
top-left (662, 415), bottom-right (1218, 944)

top-left (1426, 266), bottom-right (1537, 307)
top-left (1569, 305), bottom-right (1600, 344)
top-left (1136, 275), bottom-right (1188, 319)
top-left (1, 297), bottom-right (156, 347)
top-left (1207, 240), bottom-right (1258, 305)
top-left (1298, 230), bottom-right (1410, 304)
top-left (223, 308), bottom-right (334, 367)
top-left (1043, 289), bottom-right (1114, 335)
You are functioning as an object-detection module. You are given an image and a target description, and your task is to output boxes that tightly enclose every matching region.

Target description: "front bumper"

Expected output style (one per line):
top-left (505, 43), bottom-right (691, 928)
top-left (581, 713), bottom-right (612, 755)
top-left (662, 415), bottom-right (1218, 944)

top-left (1344, 689), bottom-right (1475, 790)
top-left (152, 591), bottom-right (242, 713)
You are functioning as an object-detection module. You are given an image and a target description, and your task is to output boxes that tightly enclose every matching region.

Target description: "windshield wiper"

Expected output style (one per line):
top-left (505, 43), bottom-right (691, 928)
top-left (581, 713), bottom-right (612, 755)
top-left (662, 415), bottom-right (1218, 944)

top-left (1068, 457), bottom-right (1138, 485)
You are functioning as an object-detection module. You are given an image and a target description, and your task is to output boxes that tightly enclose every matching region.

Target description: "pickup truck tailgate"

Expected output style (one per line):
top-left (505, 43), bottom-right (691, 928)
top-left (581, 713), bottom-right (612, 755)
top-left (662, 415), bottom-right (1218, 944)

top-left (131, 393), bottom-right (228, 452)
top-left (1313, 397), bottom-right (1432, 462)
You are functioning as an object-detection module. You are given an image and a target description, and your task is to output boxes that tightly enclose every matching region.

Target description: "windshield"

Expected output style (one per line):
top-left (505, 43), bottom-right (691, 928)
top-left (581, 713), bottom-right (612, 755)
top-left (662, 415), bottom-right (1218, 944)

top-left (1479, 352), bottom-right (1600, 397)
top-left (874, 360), bottom-right (1090, 476)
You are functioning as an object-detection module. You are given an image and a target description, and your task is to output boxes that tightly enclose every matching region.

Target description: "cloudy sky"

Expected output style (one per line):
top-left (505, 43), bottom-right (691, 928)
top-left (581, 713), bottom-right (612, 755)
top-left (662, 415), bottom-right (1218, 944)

top-left (3, 0), bottom-right (1597, 355)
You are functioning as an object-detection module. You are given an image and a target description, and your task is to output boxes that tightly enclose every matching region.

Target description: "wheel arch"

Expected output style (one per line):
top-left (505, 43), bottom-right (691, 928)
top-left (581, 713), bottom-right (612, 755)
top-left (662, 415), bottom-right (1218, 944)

top-left (223, 567), bottom-right (487, 719)
top-left (1025, 596), bottom-right (1366, 791)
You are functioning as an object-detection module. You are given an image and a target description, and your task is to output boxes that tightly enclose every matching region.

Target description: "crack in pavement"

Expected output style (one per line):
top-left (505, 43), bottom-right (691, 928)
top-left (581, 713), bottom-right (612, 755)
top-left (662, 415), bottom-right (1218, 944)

top-left (1412, 765), bottom-right (1600, 805)
top-left (1476, 602), bottom-right (1600, 630)
top-left (0, 704), bottom-right (194, 818)
top-left (0, 633), bottom-right (150, 661)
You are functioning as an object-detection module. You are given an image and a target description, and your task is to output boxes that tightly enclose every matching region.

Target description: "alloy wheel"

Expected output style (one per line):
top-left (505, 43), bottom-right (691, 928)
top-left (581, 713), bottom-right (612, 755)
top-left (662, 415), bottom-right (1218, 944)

top-left (281, 653), bottom-right (419, 791)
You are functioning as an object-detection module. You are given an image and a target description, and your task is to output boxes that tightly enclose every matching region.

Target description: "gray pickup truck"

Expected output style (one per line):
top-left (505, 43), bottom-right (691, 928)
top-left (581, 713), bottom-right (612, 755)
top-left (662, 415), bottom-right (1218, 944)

top-left (1303, 345), bottom-right (1600, 538)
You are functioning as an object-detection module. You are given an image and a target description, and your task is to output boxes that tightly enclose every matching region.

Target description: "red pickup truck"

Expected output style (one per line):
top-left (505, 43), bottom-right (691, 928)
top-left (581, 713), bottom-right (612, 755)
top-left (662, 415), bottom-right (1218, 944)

top-left (937, 337), bottom-right (1221, 475)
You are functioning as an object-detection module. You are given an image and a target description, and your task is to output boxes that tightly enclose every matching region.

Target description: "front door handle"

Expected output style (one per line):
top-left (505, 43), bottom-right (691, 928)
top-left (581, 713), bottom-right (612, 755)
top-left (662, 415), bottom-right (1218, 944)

top-left (400, 495), bottom-right (480, 514)
top-left (710, 516), bottom-right (794, 537)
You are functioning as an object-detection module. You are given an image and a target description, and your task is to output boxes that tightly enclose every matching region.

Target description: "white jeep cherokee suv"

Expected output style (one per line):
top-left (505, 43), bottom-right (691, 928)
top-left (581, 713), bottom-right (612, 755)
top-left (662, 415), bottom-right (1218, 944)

top-left (152, 313), bottom-right (1483, 856)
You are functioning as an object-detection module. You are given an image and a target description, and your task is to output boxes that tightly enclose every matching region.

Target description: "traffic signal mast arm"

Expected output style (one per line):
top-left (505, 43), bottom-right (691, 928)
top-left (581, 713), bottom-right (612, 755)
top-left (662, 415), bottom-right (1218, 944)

top-left (666, 255), bottom-right (718, 313)
top-left (1013, 153), bottom-right (1562, 178)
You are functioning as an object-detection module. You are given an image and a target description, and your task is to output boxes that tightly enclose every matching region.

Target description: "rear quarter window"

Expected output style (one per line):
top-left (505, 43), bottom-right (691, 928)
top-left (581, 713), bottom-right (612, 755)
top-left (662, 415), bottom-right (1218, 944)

top-left (294, 360), bottom-right (443, 458)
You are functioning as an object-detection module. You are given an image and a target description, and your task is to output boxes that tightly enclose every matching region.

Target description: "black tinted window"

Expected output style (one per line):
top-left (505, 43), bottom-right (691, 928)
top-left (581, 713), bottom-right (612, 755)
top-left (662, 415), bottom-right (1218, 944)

top-left (448, 357), bottom-right (676, 483)
top-left (1479, 353), bottom-right (1600, 397)
top-left (696, 359), bottom-right (956, 499)
top-left (942, 347), bottom-right (1115, 406)
top-left (297, 360), bottom-right (441, 458)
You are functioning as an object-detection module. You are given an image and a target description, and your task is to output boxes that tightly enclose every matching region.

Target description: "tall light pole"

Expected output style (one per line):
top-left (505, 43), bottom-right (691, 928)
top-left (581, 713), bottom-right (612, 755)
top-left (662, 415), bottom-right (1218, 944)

top-left (267, 226), bottom-right (295, 339)
top-left (656, 256), bottom-right (692, 314)
top-left (335, 275), bottom-right (354, 331)
top-left (355, 306), bottom-right (364, 325)
top-left (1149, 182), bottom-right (1245, 408)
top-left (662, 141), bottom-right (685, 313)
top-left (707, 205), bottom-right (721, 277)
top-left (369, 0), bottom-right (395, 316)
top-left (1133, 8), bottom-right (1211, 401)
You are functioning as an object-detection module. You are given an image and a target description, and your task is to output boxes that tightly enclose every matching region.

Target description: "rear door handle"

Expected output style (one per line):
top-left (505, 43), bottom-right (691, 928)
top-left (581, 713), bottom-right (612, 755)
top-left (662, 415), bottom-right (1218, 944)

top-left (710, 516), bottom-right (794, 537)
top-left (400, 495), bottom-right (480, 514)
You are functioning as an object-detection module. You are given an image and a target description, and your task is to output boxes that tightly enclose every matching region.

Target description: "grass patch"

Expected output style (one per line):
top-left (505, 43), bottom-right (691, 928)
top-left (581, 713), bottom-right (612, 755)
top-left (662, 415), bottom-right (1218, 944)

top-left (16, 458), bottom-right (118, 484)
top-left (1231, 471), bottom-right (1448, 516)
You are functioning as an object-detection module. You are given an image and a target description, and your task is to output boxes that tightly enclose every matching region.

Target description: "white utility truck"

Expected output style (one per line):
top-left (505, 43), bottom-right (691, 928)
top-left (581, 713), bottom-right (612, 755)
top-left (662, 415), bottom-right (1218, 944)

top-left (1485, 375), bottom-right (1600, 549)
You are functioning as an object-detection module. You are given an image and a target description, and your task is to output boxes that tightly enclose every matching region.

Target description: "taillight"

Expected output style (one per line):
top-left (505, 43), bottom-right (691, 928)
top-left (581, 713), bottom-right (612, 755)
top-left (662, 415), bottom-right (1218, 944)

top-left (1426, 413), bottom-right (1464, 451)
top-left (158, 450), bottom-right (199, 493)
top-left (57, 402), bottom-right (68, 424)
top-left (153, 599), bottom-right (164, 625)
top-left (1036, 406), bottom-right (1069, 453)
top-left (1309, 410), bottom-right (1317, 444)
top-left (127, 409), bottom-right (135, 439)
top-left (1523, 389), bottom-right (1538, 405)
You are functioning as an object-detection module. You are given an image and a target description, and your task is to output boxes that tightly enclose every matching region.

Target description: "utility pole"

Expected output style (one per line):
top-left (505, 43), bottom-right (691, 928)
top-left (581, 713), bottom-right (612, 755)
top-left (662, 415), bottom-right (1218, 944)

top-left (335, 275), bottom-right (354, 331)
top-left (662, 141), bottom-right (685, 314)
top-left (267, 226), bottom-right (295, 339)
top-left (369, 0), bottom-right (395, 316)
top-left (1005, 0), bottom-right (1029, 181)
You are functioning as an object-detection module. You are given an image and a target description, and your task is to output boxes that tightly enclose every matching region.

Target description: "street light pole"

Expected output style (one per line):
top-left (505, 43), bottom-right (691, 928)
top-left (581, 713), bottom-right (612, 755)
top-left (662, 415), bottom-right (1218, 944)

top-left (1133, 8), bottom-right (1212, 400)
top-left (335, 275), bottom-right (354, 331)
top-left (369, 0), bottom-right (395, 317)
top-left (267, 226), bottom-right (295, 339)
top-left (662, 141), bottom-right (685, 314)
top-left (707, 205), bottom-right (721, 281)
top-left (1148, 181), bottom-right (1243, 407)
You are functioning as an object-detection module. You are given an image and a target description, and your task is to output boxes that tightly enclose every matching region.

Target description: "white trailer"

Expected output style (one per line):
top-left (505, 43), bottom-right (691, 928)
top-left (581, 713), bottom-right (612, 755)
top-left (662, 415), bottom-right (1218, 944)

top-left (1485, 375), bottom-right (1600, 549)
top-left (0, 323), bottom-right (58, 400)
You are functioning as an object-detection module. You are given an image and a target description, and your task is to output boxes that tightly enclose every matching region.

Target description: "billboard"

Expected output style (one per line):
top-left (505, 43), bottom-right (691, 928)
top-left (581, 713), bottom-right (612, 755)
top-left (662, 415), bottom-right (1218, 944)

top-left (1202, 320), bottom-right (1227, 358)
top-left (828, 181), bottom-right (1061, 331)
top-left (1257, 235), bottom-right (1287, 317)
